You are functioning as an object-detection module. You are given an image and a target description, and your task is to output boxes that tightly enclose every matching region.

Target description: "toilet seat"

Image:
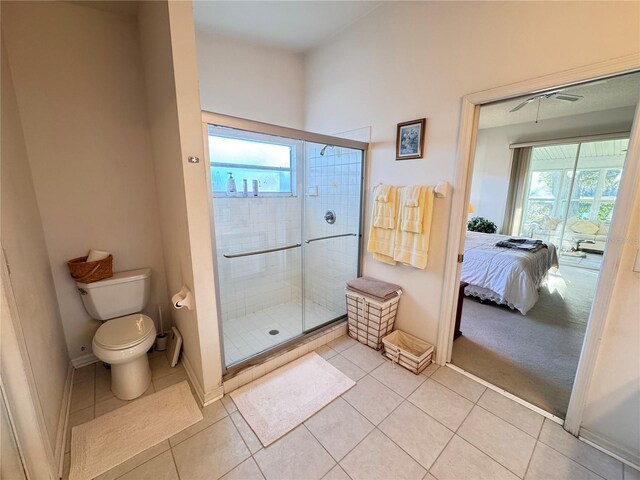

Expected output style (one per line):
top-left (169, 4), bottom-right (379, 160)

top-left (94, 313), bottom-right (155, 351)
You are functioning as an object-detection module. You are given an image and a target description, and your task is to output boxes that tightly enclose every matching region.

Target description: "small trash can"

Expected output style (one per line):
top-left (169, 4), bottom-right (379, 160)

top-left (345, 277), bottom-right (402, 350)
top-left (382, 330), bottom-right (434, 375)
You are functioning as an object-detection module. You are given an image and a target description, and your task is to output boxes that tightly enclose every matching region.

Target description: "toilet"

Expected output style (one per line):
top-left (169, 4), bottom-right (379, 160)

top-left (76, 268), bottom-right (156, 400)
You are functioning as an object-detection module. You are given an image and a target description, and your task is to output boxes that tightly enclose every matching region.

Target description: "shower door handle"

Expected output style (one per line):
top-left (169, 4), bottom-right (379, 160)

top-left (305, 233), bottom-right (358, 244)
top-left (223, 243), bottom-right (301, 259)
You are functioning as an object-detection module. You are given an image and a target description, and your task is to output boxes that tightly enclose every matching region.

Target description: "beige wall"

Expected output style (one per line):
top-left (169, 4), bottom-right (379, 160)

top-left (305, 0), bottom-right (640, 459)
top-left (2, 1), bottom-right (169, 365)
top-left (195, 29), bottom-right (305, 129)
top-left (138, 1), bottom-right (223, 401)
top-left (1, 38), bottom-right (70, 467)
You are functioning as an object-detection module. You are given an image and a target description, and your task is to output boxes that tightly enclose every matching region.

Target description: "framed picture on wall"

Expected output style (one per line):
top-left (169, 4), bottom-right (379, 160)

top-left (396, 118), bottom-right (426, 160)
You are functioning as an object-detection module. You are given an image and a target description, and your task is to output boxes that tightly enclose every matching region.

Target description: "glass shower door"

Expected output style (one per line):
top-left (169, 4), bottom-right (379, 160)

top-left (302, 143), bottom-right (363, 331)
top-left (208, 125), bottom-right (304, 368)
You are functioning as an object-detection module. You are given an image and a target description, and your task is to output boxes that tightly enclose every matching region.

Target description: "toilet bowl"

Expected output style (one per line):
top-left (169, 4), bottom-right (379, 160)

top-left (76, 268), bottom-right (155, 401)
top-left (92, 313), bottom-right (156, 400)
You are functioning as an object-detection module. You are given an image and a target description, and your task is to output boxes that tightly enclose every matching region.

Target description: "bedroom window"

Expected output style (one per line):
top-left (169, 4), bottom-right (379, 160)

top-left (518, 138), bottom-right (628, 238)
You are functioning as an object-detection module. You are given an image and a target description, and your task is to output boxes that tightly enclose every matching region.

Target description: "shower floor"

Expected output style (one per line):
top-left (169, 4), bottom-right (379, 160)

top-left (222, 300), bottom-right (344, 366)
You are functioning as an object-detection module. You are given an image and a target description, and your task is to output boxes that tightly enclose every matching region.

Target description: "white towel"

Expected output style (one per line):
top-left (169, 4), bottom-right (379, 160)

top-left (86, 249), bottom-right (110, 262)
top-left (368, 186), bottom-right (399, 265)
top-left (400, 185), bottom-right (425, 233)
top-left (375, 184), bottom-right (392, 202)
top-left (372, 185), bottom-right (397, 230)
top-left (403, 185), bottom-right (422, 207)
top-left (393, 186), bottom-right (434, 269)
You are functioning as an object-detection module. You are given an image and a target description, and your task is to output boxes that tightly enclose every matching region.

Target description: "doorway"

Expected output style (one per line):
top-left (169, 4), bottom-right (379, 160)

top-left (437, 62), bottom-right (640, 430)
top-left (202, 113), bottom-right (367, 372)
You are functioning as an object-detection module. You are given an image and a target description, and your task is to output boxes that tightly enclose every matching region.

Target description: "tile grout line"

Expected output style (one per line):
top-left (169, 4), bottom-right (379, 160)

top-left (423, 385), bottom-right (480, 478)
top-left (224, 408), bottom-right (260, 479)
top-left (520, 412), bottom-right (547, 479)
top-left (455, 405), bottom-right (531, 479)
top-left (367, 363), bottom-right (470, 474)
top-left (168, 447), bottom-right (182, 480)
top-left (534, 422), bottom-right (611, 480)
top-left (112, 446), bottom-right (173, 480)
top-left (475, 388), bottom-right (547, 440)
top-left (337, 370), bottom-right (429, 475)
top-left (300, 423), bottom-right (339, 474)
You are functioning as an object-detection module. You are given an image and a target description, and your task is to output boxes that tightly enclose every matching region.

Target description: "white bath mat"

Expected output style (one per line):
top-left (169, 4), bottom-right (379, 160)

top-left (69, 381), bottom-right (202, 480)
top-left (231, 352), bottom-right (355, 446)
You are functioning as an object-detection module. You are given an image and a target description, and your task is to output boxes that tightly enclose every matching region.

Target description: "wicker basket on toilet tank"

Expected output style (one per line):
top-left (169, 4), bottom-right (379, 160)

top-left (67, 255), bottom-right (113, 284)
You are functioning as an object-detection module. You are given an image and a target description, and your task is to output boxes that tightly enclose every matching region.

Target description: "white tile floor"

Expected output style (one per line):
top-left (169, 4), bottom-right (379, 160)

top-left (223, 300), bottom-right (344, 366)
top-left (65, 337), bottom-right (638, 480)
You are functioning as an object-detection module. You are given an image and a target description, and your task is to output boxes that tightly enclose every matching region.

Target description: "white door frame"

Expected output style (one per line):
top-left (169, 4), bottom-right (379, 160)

top-left (436, 53), bottom-right (640, 435)
top-left (1, 248), bottom-right (59, 479)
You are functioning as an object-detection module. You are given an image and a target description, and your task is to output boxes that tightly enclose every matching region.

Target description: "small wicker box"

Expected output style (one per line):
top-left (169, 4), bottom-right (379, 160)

top-left (382, 330), bottom-right (434, 375)
top-left (345, 288), bottom-right (401, 350)
top-left (67, 255), bottom-right (113, 284)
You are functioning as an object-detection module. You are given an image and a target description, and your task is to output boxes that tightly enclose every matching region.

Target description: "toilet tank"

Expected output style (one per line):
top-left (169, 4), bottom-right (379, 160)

top-left (77, 268), bottom-right (151, 320)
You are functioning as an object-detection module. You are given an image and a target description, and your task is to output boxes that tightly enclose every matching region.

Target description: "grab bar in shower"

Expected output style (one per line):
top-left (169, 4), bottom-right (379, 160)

top-left (223, 243), bottom-right (302, 259)
top-left (305, 233), bottom-right (358, 244)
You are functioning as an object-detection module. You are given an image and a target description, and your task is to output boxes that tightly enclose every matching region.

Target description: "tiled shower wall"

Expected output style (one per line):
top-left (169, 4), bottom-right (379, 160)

top-left (304, 145), bottom-right (362, 323)
top-left (212, 196), bottom-right (301, 320)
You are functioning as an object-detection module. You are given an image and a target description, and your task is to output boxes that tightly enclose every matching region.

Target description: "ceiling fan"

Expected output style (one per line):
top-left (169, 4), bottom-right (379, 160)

top-left (509, 90), bottom-right (583, 113)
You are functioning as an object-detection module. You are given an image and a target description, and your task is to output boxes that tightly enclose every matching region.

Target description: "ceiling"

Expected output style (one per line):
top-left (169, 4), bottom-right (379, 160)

top-left (192, 1), bottom-right (382, 52)
top-left (479, 72), bottom-right (640, 129)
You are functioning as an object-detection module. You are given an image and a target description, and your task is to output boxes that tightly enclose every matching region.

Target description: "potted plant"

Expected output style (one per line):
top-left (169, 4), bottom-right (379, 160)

top-left (467, 216), bottom-right (497, 234)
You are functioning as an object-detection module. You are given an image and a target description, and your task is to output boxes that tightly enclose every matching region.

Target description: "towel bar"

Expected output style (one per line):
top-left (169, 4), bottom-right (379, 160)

top-left (305, 233), bottom-right (358, 244)
top-left (223, 243), bottom-right (301, 259)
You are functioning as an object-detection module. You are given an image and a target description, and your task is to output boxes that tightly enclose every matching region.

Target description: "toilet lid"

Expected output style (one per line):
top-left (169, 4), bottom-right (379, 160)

top-left (94, 314), bottom-right (155, 350)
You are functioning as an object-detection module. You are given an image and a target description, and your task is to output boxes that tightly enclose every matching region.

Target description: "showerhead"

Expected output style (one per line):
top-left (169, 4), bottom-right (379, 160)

top-left (320, 145), bottom-right (333, 156)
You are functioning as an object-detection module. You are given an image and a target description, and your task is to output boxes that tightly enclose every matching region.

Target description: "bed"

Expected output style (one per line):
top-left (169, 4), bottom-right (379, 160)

top-left (461, 231), bottom-right (558, 315)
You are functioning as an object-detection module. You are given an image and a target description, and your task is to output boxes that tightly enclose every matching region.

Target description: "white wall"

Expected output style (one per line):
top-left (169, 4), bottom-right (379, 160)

top-left (581, 183), bottom-right (640, 463)
top-left (2, 1), bottom-right (169, 365)
top-left (1, 38), bottom-right (70, 471)
top-left (138, 1), bottom-right (223, 402)
top-left (195, 28), bottom-right (305, 129)
top-left (304, 1), bottom-right (639, 459)
top-left (471, 106), bottom-right (637, 232)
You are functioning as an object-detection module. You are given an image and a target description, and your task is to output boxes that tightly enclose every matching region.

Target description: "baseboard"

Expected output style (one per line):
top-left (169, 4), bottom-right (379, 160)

top-left (54, 362), bottom-right (74, 478)
top-left (181, 352), bottom-right (222, 406)
top-left (580, 427), bottom-right (640, 469)
top-left (71, 353), bottom-right (98, 368)
top-left (203, 385), bottom-right (224, 406)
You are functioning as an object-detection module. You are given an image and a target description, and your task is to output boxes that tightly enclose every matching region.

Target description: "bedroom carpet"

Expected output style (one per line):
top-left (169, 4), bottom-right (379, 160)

top-left (452, 265), bottom-right (598, 418)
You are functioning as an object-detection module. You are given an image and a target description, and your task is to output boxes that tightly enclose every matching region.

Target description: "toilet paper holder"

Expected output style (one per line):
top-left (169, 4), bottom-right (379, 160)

top-left (172, 286), bottom-right (194, 311)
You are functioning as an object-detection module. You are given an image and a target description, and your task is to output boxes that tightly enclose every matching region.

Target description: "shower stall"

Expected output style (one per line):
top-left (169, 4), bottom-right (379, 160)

top-left (202, 113), bottom-right (367, 371)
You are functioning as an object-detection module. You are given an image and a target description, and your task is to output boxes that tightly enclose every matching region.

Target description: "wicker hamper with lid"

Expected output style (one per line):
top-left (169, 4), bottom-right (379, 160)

top-left (345, 277), bottom-right (402, 350)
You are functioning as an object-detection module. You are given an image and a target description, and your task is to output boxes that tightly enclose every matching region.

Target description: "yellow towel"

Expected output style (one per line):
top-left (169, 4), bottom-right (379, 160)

top-left (375, 184), bottom-right (392, 202)
top-left (367, 186), bottom-right (399, 265)
top-left (372, 184), bottom-right (396, 230)
top-left (393, 186), bottom-right (434, 269)
top-left (400, 185), bottom-right (424, 233)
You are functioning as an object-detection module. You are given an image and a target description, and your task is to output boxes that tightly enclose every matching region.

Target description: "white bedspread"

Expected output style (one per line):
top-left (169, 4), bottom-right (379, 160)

top-left (462, 232), bottom-right (558, 315)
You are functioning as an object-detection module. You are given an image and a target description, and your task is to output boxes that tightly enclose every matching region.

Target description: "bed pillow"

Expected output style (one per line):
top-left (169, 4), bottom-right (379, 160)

top-left (541, 215), bottom-right (561, 231)
top-left (570, 220), bottom-right (600, 235)
top-left (565, 216), bottom-right (579, 228)
top-left (597, 224), bottom-right (609, 235)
